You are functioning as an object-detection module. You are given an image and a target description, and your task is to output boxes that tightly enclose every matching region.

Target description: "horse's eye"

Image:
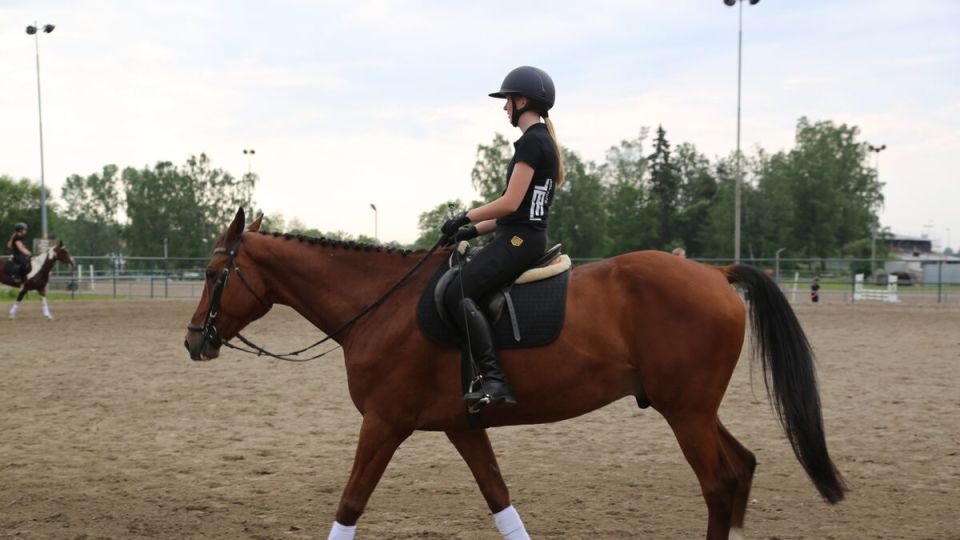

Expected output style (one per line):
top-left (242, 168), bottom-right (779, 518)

top-left (205, 269), bottom-right (218, 280)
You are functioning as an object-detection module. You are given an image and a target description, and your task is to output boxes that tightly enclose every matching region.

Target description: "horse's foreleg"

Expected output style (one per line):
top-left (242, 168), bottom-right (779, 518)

top-left (39, 287), bottom-right (53, 320)
top-left (329, 414), bottom-right (411, 539)
top-left (446, 429), bottom-right (530, 540)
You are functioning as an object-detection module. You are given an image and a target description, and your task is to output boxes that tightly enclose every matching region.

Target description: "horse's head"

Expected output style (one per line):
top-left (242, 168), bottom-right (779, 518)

top-left (54, 241), bottom-right (75, 266)
top-left (184, 208), bottom-right (269, 361)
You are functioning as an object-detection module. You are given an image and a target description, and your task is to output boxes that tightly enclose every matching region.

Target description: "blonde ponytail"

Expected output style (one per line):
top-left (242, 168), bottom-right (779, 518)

top-left (544, 116), bottom-right (565, 188)
top-left (6, 234), bottom-right (16, 250)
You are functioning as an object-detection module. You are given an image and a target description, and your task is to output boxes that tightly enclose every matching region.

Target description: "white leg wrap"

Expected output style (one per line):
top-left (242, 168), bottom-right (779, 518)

top-left (327, 521), bottom-right (356, 540)
top-left (9, 302), bottom-right (20, 318)
top-left (494, 505), bottom-right (530, 540)
top-left (41, 297), bottom-right (52, 319)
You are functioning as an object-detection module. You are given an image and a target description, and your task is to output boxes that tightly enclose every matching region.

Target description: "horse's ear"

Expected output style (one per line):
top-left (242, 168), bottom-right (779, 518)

top-left (247, 214), bottom-right (263, 233)
top-left (226, 207), bottom-right (246, 242)
top-left (58, 240), bottom-right (64, 247)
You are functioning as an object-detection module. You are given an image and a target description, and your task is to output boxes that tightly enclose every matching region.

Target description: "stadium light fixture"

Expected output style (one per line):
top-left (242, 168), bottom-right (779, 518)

top-left (243, 148), bottom-right (256, 176)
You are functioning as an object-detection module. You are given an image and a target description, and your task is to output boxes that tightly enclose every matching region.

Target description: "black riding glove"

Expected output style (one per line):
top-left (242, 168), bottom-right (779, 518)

top-left (442, 225), bottom-right (479, 246)
top-left (440, 211), bottom-right (471, 236)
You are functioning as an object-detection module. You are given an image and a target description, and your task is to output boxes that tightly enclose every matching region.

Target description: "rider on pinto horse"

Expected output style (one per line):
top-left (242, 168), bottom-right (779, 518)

top-left (6, 223), bottom-right (32, 284)
top-left (440, 66), bottom-right (564, 411)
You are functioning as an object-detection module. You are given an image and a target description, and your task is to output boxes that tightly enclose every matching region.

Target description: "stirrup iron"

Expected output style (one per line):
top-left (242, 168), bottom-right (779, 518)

top-left (465, 375), bottom-right (491, 413)
top-left (466, 394), bottom-right (492, 414)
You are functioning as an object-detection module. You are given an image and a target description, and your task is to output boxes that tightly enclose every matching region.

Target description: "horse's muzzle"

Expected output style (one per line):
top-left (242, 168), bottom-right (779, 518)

top-left (184, 327), bottom-right (219, 361)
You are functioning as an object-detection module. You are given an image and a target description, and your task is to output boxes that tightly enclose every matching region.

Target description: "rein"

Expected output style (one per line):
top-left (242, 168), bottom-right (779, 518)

top-left (188, 234), bottom-right (446, 362)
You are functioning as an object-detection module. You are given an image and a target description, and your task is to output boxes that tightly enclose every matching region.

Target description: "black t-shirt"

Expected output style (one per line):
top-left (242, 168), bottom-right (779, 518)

top-left (10, 236), bottom-right (29, 259)
top-left (496, 123), bottom-right (558, 231)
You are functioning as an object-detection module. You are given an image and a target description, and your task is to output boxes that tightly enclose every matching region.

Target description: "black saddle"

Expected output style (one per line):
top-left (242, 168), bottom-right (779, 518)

top-left (415, 243), bottom-right (569, 349)
top-left (4, 258), bottom-right (25, 281)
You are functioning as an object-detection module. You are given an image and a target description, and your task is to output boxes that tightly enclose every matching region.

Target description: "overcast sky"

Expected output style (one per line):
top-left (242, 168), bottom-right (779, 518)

top-left (1, 0), bottom-right (958, 248)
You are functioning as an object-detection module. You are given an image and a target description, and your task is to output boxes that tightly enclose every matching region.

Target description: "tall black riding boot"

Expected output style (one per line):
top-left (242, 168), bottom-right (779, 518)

top-left (457, 298), bottom-right (517, 409)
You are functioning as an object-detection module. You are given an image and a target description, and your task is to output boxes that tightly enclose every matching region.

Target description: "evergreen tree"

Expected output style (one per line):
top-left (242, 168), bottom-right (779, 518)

top-left (647, 125), bottom-right (681, 250)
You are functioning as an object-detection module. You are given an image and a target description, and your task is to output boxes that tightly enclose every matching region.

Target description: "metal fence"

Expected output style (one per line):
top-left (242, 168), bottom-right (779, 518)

top-left (31, 255), bottom-right (212, 300)
top-left (22, 255), bottom-right (960, 305)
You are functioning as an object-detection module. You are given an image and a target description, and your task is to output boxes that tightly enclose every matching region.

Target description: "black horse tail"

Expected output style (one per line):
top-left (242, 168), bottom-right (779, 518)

top-left (724, 264), bottom-right (847, 504)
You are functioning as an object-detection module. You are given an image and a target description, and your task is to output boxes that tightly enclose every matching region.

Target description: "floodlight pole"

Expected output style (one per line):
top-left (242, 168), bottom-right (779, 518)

top-left (868, 144), bottom-right (886, 272)
top-left (28, 21), bottom-right (55, 239)
top-left (370, 203), bottom-right (378, 242)
top-left (725, 0), bottom-right (759, 263)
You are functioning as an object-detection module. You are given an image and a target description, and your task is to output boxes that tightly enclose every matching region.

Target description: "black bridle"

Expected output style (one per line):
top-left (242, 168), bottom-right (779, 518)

top-left (186, 234), bottom-right (444, 362)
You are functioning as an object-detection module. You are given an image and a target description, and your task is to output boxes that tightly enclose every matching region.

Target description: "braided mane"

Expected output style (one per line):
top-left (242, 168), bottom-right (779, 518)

top-left (256, 230), bottom-right (422, 257)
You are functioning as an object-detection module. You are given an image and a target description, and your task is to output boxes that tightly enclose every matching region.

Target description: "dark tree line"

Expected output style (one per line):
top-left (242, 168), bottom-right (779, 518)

top-left (414, 117), bottom-right (885, 260)
top-left (2, 154), bottom-right (255, 260)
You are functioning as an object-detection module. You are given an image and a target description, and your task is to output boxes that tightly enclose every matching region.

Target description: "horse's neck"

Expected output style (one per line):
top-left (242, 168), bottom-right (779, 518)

top-left (250, 234), bottom-right (414, 337)
top-left (28, 250), bottom-right (54, 279)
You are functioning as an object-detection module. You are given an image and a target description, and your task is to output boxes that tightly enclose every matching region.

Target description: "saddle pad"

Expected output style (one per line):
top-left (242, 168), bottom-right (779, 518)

top-left (416, 259), bottom-right (569, 349)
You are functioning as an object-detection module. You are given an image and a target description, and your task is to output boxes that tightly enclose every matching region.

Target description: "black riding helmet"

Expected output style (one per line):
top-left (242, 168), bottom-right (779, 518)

top-left (14, 223), bottom-right (27, 231)
top-left (489, 66), bottom-right (555, 127)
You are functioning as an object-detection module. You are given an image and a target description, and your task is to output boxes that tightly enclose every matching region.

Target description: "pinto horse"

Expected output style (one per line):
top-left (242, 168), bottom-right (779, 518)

top-left (2, 241), bottom-right (75, 320)
top-left (184, 209), bottom-right (845, 539)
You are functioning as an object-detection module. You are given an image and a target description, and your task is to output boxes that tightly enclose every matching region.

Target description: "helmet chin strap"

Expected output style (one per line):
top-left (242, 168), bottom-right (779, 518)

top-left (509, 95), bottom-right (546, 127)
top-left (509, 95), bottom-right (522, 127)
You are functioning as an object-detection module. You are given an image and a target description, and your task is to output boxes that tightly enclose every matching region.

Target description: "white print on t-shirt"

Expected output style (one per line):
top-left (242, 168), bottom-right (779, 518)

top-left (529, 178), bottom-right (553, 221)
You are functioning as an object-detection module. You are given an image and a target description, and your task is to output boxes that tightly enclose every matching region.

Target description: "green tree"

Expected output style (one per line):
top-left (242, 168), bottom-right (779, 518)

top-left (411, 199), bottom-right (466, 249)
top-left (183, 154), bottom-right (257, 240)
top-left (599, 130), bottom-right (655, 255)
top-left (123, 154), bottom-right (256, 257)
top-left (755, 118), bottom-right (883, 258)
top-left (749, 149), bottom-right (796, 259)
top-left (0, 175), bottom-right (59, 245)
top-left (470, 133), bottom-right (511, 206)
top-left (673, 143), bottom-right (717, 257)
top-left (59, 164), bottom-right (123, 255)
top-left (547, 149), bottom-right (606, 258)
top-left (647, 125), bottom-right (680, 250)
top-left (698, 156), bottom-right (747, 259)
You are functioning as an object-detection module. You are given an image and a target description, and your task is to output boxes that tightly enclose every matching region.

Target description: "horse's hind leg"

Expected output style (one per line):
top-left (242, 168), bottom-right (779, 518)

top-left (718, 421), bottom-right (756, 532)
top-left (446, 429), bottom-right (530, 539)
top-left (329, 414), bottom-right (411, 537)
top-left (664, 412), bottom-right (752, 540)
top-left (9, 287), bottom-right (28, 319)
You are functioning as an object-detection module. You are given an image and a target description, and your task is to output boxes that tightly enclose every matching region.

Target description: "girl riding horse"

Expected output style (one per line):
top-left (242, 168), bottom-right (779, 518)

top-left (6, 223), bottom-right (32, 284)
top-left (440, 65), bottom-right (564, 411)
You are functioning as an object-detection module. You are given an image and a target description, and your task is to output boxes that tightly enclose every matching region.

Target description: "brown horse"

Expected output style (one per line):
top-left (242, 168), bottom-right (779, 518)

top-left (2, 241), bottom-right (75, 320)
top-left (184, 209), bottom-right (845, 539)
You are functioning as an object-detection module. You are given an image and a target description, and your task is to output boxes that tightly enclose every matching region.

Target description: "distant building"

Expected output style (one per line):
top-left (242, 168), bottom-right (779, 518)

top-left (880, 234), bottom-right (960, 284)
top-left (885, 234), bottom-right (932, 257)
